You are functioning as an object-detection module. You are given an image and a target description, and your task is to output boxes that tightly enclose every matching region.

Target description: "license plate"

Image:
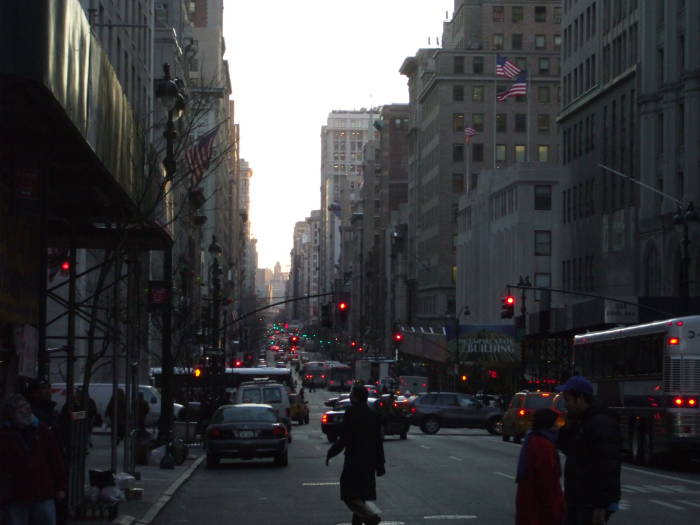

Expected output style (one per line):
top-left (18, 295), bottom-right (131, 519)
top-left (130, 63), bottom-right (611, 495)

top-left (237, 430), bottom-right (255, 439)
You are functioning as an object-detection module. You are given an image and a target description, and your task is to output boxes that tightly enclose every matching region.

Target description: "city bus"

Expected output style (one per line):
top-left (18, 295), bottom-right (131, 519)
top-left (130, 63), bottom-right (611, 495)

top-left (301, 361), bottom-right (328, 388)
top-left (327, 364), bottom-right (353, 391)
top-left (573, 316), bottom-right (700, 465)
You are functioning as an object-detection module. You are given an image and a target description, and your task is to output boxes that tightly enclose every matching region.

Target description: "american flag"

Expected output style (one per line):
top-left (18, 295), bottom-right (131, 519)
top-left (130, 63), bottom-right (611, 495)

top-left (496, 54), bottom-right (521, 79)
top-left (464, 127), bottom-right (478, 144)
top-left (497, 71), bottom-right (528, 102)
top-left (185, 125), bottom-right (219, 186)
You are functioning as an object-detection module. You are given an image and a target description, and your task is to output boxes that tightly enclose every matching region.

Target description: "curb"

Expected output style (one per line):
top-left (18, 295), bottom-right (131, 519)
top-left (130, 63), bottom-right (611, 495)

top-left (113, 455), bottom-right (205, 525)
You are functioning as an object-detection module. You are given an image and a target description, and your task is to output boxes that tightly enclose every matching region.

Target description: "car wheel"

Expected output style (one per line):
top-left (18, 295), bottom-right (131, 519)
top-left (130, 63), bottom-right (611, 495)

top-left (206, 453), bottom-right (219, 469)
top-left (326, 433), bottom-right (336, 443)
top-left (513, 434), bottom-right (522, 444)
top-left (487, 417), bottom-right (503, 435)
top-left (274, 450), bottom-right (288, 467)
top-left (420, 417), bottom-right (440, 434)
top-left (304, 414), bottom-right (310, 425)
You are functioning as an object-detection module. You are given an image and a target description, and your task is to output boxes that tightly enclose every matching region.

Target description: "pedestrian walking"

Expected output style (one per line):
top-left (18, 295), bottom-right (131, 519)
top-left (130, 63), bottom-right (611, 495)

top-left (26, 380), bottom-right (59, 430)
top-left (515, 408), bottom-right (565, 525)
top-left (326, 384), bottom-right (385, 525)
top-left (0, 394), bottom-right (67, 525)
top-left (106, 388), bottom-right (126, 444)
top-left (556, 376), bottom-right (621, 525)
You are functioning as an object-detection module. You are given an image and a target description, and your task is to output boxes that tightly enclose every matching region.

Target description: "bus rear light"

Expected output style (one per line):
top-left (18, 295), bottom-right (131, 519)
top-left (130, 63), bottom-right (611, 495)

top-left (688, 398), bottom-right (698, 407)
top-left (676, 321), bottom-right (684, 326)
top-left (668, 337), bottom-right (680, 345)
top-left (674, 397), bottom-right (684, 406)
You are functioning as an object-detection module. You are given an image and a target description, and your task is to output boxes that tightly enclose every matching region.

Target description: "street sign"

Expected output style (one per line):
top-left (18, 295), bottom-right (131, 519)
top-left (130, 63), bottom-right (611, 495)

top-left (604, 299), bottom-right (638, 325)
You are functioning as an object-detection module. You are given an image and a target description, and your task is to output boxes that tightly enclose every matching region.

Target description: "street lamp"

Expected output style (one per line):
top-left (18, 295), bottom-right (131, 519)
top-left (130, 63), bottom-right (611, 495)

top-left (209, 235), bottom-right (223, 349)
top-left (673, 202), bottom-right (699, 313)
top-left (155, 63), bottom-right (187, 181)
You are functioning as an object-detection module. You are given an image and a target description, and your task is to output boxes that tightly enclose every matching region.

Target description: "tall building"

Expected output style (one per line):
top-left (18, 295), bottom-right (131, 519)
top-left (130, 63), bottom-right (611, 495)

top-left (319, 109), bottom-right (380, 299)
top-left (400, 0), bottom-right (562, 331)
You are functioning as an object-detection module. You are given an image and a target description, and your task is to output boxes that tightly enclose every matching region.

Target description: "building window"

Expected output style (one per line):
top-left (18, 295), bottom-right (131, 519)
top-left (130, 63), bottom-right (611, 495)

top-left (515, 114), bottom-right (527, 132)
top-left (538, 86), bottom-right (550, 103)
top-left (453, 144), bottom-right (464, 162)
top-left (493, 5), bottom-right (505, 22)
top-left (537, 114), bottom-right (550, 133)
top-left (472, 86), bottom-right (484, 102)
top-left (472, 113), bottom-right (484, 132)
top-left (515, 145), bottom-right (526, 162)
top-left (496, 113), bottom-right (507, 133)
top-left (453, 56), bottom-right (464, 74)
top-left (473, 56), bottom-right (484, 74)
top-left (554, 35), bottom-right (562, 49)
top-left (512, 6), bottom-right (524, 23)
top-left (496, 144), bottom-right (506, 162)
top-left (538, 145), bottom-right (550, 162)
top-left (534, 185), bottom-right (552, 210)
top-left (535, 230), bottom-right (552, 255)
top-left (512, 34), bottom-right (523, 50)
top-left (554, 6), bottom-right (561, 23)
top-left (453, 85), bottom-right (464, 101)
top-left (493, 34), bottom-right (504, 50)
top-left (535, 6), bottom-right (547, 22)
top-left (452, 173), bottom-right (464, 193)
top-left (539, 57), bottom-right (551, 75)
top-left (534, 273), bottom-right (551, 301)
top-left (535, 35), bottom-right (546, 49)
top-left (453, 113), bottom-right (465, 132)
top-left (472, 143), bottom-right (484, 162)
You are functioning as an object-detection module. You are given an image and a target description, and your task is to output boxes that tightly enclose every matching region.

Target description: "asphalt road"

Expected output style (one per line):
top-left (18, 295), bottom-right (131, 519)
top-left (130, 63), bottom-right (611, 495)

top-left (154, 382), bottom-right (700, 525)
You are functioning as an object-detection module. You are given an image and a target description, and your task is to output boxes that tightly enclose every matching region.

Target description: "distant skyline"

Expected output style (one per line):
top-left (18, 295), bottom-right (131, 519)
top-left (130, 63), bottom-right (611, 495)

top-left (223, 0), bottom-right (454, 270)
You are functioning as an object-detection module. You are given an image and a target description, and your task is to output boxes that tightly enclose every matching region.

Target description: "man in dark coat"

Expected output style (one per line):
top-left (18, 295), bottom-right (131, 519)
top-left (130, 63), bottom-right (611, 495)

top-left (327, 385), bottom-right (385, 525)
top-left (0, 394), bottom-right (67, 525)
top-left (27, 381), bottom-right (59, 431)
top-left (556, 376), bottom-right (621, 525)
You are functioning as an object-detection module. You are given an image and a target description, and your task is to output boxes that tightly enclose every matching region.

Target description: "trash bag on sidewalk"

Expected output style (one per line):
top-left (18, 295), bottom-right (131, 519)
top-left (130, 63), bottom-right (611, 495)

top-left (100, 486), bottom-right (126, 504)
top-left (150, 444), bottom-right (167, 466)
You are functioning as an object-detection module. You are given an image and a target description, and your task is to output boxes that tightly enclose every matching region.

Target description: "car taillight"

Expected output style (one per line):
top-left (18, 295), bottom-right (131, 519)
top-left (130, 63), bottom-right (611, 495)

top-left (410, 407), bottom-right (416, 414)
top-left (321, 414), bottom-right (328, 424)
top-left (330, 380), bottom-right (335, 384)
top-left (272, 425), bottom-right (287, 438)
top-left (321, 375), bottom-right (326, 379)
top-left (518, 409), bottom-right (531, 417)
top-left (208, 428), bottom-right (222, 439)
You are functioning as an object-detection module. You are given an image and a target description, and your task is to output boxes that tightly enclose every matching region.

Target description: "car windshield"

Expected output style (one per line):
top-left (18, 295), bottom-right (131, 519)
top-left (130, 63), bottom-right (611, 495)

top-left (241, 389), bottom-right (262, 403)
top-left (525, 395), bottom-right (554, 409)
top-left (213, 406), bottom-right (276, 423)
top-left (263, 387), bottom-right (282, 403)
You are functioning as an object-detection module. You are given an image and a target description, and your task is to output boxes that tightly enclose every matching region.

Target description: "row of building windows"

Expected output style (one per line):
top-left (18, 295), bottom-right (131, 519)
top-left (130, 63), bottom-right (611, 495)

top-left (484, 33), bottom-right (561, 55)
top-left (452, 84), bottom-right (560, 105)
top-left (454, 144), bottom-right (551, 164)
top-left (562, 111), bottom-right (596, 164)
top-left (492, 5), bottom-right (560, 24)
top-left (452, 113), bottom-right (552, 134)
top-left (602, 0), bottom-right (638, 34)
top-left (492, 186), bottom-right (518, 220)
top-left (563, 2), bottom-right (596, 59)
top-left (453, 47), bottom-right (560, 75)
top-left (562, 255), bottom-right (595, 292)
top-left (562, 179), bottom-right (595, 224)
top-left (602, 24), bottom-right (638, 84)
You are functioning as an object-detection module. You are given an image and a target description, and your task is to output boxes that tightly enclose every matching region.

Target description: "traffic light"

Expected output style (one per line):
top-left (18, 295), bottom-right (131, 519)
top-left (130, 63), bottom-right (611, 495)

top-left (337, 301), bottom-right (349, 322)
top-left (350, 340), bottom-right (357, 350)
top-left (392, 332), bottom-right (403, 348)
top-left (60, 260), bottom-right (71, 277)
top-left (232, 359), bottom-right (243, 368)
top-left (487, 369), bottom-right (499, 380)
top-left (193, 366), bottom-right (203, 378)
top-left (501, 295), bottom-right (515, 319)
top-left (460, 374), bottom-right (468, 382)
top-left (289, 335), bottom-right (299, 347)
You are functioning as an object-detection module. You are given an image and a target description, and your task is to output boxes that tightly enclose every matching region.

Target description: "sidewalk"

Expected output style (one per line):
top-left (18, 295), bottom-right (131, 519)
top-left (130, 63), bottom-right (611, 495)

top-left (74, 433), bottom-right (203, 525)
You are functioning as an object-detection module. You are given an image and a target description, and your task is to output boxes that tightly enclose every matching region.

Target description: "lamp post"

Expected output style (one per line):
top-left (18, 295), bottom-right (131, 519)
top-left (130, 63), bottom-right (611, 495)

top-left (673, 202), bottom-right (699, 314)
top-left (209, 235), bottom-right (223, 350)
top-left (155, 63), bottom-right (186, 453)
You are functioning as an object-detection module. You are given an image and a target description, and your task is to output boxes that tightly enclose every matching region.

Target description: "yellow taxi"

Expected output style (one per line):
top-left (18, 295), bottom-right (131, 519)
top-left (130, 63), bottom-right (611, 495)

top-left (501, 390), bottom-right (566, 443)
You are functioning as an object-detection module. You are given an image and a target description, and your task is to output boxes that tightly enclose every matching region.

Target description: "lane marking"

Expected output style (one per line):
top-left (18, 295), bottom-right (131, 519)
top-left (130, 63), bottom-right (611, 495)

top-left (623, 466), bottom-right (700, 486)
top-left (302, 482), bottom-right (339, 486)
top-left (423, 514), bottom-right (477, 520)
top-left (449, 456), bottom-right (463, 462)
top-left (494, 471), bottom-right (515, 480)
top-left (649, 499), bottom-right (684, 511)
top-left (677, 500), bottom-right (700, 509)
top-left (421, 445), bottom-right (431, 449)
top-left (646, 485), bottom-right (675, 494)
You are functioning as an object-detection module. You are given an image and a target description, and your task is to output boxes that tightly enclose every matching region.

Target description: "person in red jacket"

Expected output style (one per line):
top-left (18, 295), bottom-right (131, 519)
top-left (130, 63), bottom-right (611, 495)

top-left (515, 408), bottom-right (565, 525)
top-left (0, 393), bottom-right (67, 525)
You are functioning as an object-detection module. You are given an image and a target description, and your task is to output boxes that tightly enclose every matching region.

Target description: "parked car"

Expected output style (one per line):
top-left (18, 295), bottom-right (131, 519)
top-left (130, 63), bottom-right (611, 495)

top-left (408, 392), bottom-right (503, 435)
top-left (321, 397), bottom-right (410, 442)
top-left (204, 404), bottom-right (288, 468)
top-left (235, 380), bottom-right (292, 441)
top-left (501, 390), bottom-right (565, 443)
top-left (324, 394), bottom-right (350, 408)
top-left (289, 393), bottom-right (309, 425)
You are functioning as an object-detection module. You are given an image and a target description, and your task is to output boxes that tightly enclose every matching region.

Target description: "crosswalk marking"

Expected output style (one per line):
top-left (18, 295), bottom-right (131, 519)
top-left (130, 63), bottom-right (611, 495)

top-left (421, 445), bottom-right (431, 449)
top-left (649, 499), bottom-right (684, 511)
top-left (449, 456), bottom-right (463, 462)
top-left (494, 471), bottom-right (515, 480)
top-left (677, 500), bottom-right (700, 509)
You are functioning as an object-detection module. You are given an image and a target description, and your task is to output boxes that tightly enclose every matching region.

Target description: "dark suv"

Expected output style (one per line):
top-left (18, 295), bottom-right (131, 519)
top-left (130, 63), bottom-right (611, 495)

top-left (408, 392), bottom-right (503, 435)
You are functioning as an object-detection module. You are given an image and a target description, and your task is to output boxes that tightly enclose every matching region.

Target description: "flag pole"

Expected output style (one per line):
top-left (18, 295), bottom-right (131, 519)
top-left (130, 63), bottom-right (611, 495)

top-left (526, 71), bottom-right (531, 162)
top-left (493, 55), bottom-right (498, 169)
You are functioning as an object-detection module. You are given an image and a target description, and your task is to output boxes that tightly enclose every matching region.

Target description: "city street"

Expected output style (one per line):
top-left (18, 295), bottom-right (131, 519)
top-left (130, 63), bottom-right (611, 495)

top-left (153, 387), bottom-right (700, 525)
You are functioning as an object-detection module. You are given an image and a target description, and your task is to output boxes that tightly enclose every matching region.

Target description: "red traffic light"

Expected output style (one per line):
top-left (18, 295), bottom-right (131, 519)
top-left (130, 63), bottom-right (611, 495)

top-left (338, 301), bottom-right (348, 311)
top-left (488, 369), bottom-right (499, 379)
top-left (393, 333), bottom-right (403, 342)
top-left (60, 260), bottom-right (71, 276)
top-left (233, 360), bottom-right (242, 367)
top-left (505, 296), bottom-right (515, 305)
top-left (350, 340), bottom-right (357, 348)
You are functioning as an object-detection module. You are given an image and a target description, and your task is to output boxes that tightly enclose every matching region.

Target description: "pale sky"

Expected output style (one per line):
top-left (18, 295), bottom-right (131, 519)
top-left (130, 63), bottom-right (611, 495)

top-left (223, 0), bottom-right (454, 271)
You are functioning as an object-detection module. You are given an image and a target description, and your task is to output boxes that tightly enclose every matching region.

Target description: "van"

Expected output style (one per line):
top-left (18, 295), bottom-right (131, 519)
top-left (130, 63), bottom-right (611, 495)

top-left (51, 383), bottom-right (182, 428)
top-left (234, 380), bottom-right (291, 440)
